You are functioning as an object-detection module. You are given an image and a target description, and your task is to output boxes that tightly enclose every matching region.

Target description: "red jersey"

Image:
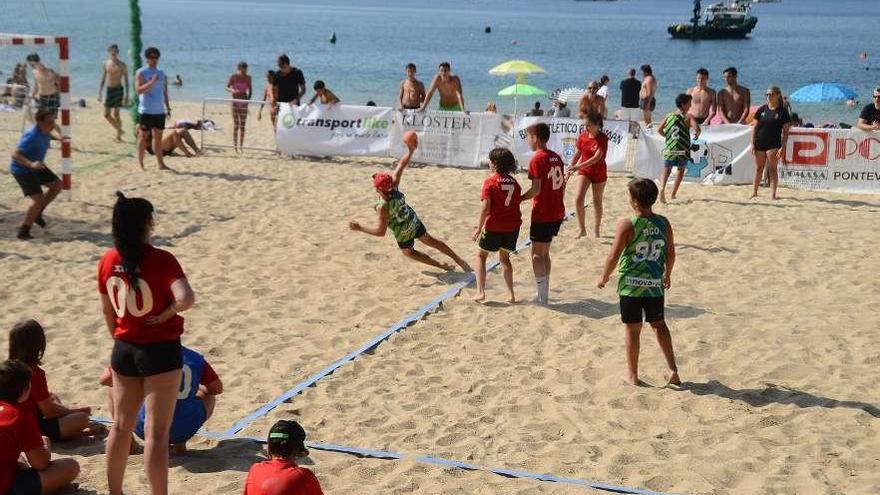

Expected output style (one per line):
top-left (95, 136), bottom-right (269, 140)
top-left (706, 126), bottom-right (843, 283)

top-left (481, 172), bottom-right (522, 233)
top-left (0, 401), bottom-right (43, 493)
top-left (97, 245), bottom-right (187, 344)
top-left (243, 459), bottom-right (324, 495)
top-left (21, 365), bottom-right (49, 416)
top-left (527, 149), bottom-right (566, 223)
top-left (576, 131), bottom-right (608, 171)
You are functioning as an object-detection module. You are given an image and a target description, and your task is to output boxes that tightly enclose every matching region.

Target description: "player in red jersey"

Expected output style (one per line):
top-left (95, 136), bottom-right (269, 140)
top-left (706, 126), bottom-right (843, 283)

top-left (567, 110), bottom-right (608, 239)
top-left (472, 148), bottom-right (522, 303)
top-left (98, 192), bottom-right (195, 495)
top-left (520, 123), bottom-right (566, 305)
top-left (243, 420), bottom-right (324, 495)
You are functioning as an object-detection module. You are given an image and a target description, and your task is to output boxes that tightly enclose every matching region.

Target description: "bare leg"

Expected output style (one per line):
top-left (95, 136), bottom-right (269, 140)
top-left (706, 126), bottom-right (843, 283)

top-left (766, 150), bottom-right (780, 199)
top-left (36, 457), bottom-right (80, 494)
top-left (106, 372), bottom-right (144, 495)
top-left (153, 129), bottom-right (168, 170)
top-left (643, 108), bottom-right (652, 126)
top-left (137, 127), bottom-right (147, 169)
top-left (113, 108), bottom-right (124, 140)
top-left (531, 241), bottom-right (551, 304)
top-left (573, 175), bottom-right (589, 238)
top-left (172, 132), bottom-right (193, 157)
top-left (401, 247), bottom-right (454, 271)
top-left (591, 181), bottom-right (606, 238)
top-left (472, 250), bottom-right (488, 302)
top-left (499, 250), bottom-right (515, 303)
top-left (179, 130), bottom-right (200, 154)
top-left (659, 166), bottom-right (671, 204)
top-left (23, 193), bottom-right (45, 227)
top-left (57, 411), bottom-right (91, 440)
top-left (239, 114), bottom-right (247, 150)
top-left (650, 320), bottom-right (680, 386)
top-left (624, 323), bottom-right (642, 385)
top-left (752, 151), bottom-right (766, 198)
top-left (418, 233), bottom-right (472, 271)
top-left (670, 166), bottom-right (686, 199)
top-left (142, 369), bottom-right (182, 495)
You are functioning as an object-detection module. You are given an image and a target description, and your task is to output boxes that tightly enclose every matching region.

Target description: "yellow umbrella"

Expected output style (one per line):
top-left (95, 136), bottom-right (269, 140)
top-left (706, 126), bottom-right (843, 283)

top-left (489, 59), bottom-right (546, 83)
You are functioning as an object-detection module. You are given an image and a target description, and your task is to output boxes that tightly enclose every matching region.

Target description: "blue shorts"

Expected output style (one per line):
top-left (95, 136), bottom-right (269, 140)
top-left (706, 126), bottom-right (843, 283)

top-left (664, 157), bottom-right (689, 168)
top-left (135, 398), bottom-right (206, 445)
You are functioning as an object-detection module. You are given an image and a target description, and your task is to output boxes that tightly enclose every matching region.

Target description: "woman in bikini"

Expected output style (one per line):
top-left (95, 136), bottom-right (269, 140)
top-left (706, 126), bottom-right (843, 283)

top-left (226, 62), bottom-right (252, 153)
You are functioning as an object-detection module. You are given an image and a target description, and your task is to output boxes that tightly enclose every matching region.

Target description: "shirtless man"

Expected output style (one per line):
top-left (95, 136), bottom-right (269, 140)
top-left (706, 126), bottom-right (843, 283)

top-left (639, 64), bottom-right (657, 125)
top-left (687, 67), bottom-right (716, 125)
top-left (98, 44), bottom-right (130, 141)
top-left (578, 81), bottom-right (606, 119)
top-left (717, 66), bottom-right (751, 124)
top-left (398, 63), bottom-right (426, 110)
top-left (26, 54), bottom-right (60, 119)
top-left (419, 62), bottom-right (466, 113)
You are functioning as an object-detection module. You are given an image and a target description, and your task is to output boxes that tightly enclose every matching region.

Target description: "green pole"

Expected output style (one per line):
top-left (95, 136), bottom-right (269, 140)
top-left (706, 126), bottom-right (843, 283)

top-left (129, 0), bottom-right (143, 134)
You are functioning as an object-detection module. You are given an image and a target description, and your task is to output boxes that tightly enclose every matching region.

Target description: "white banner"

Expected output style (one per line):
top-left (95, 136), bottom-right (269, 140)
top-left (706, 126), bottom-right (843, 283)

top-left (780, 128), bottom-right (880, 193)
top-left (634, 124), bottom-right (754, 185)
top-left (390, 110), bottom-right (506, 168)
top-left (512, 117), bottom-right (630, 172)
top-left (276, 104), bottom-right (393, 157)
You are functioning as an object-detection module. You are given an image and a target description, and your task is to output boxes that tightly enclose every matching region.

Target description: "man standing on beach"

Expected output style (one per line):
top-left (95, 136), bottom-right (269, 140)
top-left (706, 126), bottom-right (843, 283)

top-left (578, 81), bottom-right (606, 119)
top-left (687, 68), bottom-right (716, 125)
top-left (639, 64), bottom-right (657, 125)
top-left (273, 54), bottom-right (306, 118)
top-left (419, 62), bottom-right (466, 113)
top-left (717, 67), bottom-right (750, 124)
top-left (98, 44), bottom-right (129, 142)
top-left (398, 63), bottom-right (425, 111)
top-left (135, 46), bottom-right (171, 170)
top-left (26, 54), bottom-right (60, 119)
top-left (619, 68), bottom-right (641, 124)
top-left (856, 87), bottom-right (880, 131)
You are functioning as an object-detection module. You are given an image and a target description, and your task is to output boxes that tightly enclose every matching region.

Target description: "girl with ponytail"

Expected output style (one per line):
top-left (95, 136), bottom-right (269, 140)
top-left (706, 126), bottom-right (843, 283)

top-left (98, 192), bottom-right (195, 495)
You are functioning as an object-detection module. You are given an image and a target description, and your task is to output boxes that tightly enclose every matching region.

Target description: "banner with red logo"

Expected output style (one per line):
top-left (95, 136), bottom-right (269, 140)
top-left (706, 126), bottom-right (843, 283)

top-left (781, 128), bottom-right (880, 193)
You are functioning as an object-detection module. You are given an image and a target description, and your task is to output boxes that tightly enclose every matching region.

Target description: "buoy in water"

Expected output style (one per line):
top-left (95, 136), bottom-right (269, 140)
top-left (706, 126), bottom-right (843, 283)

top-left (485, 26), bottom-right (491, 33)
top-left (330, 33), bottom-right (337, 44)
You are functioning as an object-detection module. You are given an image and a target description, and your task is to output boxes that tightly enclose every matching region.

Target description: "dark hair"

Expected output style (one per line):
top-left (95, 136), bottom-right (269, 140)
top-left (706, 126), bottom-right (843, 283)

top-left (26, 53), bottom-right (40, 63)
top-left (112, 192), bottom-right (155, 288)
top-left (723, 66), bottom-right (738, 76)
top-left (600, 74), bottom-right (610, 84)
top-left (528, 122), bottom-right (550, 142)
top-left (267, 420), bottom-right (307, 459)
top-left (34, 108), bottom-right (55, 123)
top-left (675, 93), bottom-right (693, 109)
top-left (585, 109), bottom-right (604, 129)
top-left (108, 44), bottom-right (119, 52)
top-left (313, 80), bottom-right (325, 90)
top-left (696, 67), bottom-right (709, 77)
top-left (488, 148), bottom-right (516, 174)
top-left (144, 47), bottom-right (160, 59)
top-left (0, 360), bottom-right (32, 403)
top-left (628, 68), bottom-right (636, 77)
top-left (533, 101), bottom-right (540, 109)
top-left (278, 54), bottom-right (290, 66)
top-left (628, 178), bottom-right (659, 209)
top-left (439, 62), bottom-right (451, 70)
top-left (640, 64), bottom-right (653, 75)
top-left (405, 63), bottom-right (416, 71)
top-left (266, 70), bottom-right (275, 80)
top-left (8, 320), bottom-right (46, 365)
top-left (237, 61), bottom-right (247, 70)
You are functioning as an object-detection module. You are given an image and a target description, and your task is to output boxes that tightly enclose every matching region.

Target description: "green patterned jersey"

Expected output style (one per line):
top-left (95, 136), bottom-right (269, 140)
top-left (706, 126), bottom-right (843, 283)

top-left (617, 215), bottom-right (668, 297)
top-left (378, 189), bottom-right (423, 243)
top-left (662, 112), bottom-right (690, 160)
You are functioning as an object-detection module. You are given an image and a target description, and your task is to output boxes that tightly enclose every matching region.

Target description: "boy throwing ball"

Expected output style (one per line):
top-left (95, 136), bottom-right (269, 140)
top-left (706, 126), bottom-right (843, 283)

top-left (350, 133), bottom-right (471, 272)
top-left (597, 178), bottom-right (681, 387)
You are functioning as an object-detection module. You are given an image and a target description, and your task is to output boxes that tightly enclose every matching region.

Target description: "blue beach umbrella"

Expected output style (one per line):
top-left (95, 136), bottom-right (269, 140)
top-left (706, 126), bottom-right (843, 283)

top-left (789, 83), bottom-right (858, 103)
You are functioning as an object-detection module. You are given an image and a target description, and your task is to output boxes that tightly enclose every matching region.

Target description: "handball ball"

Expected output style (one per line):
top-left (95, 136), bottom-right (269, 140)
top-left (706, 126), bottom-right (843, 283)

top-left (403, 130), bottom-right (419, 149)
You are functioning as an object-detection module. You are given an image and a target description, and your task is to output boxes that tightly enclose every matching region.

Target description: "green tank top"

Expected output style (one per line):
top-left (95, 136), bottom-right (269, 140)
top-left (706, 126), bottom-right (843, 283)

top-left (617, 215), bottom-right (668, 297)
top-left (379, 189), bottom-right (423, 243)
top-left (662, 112), bottom-right (690, 160)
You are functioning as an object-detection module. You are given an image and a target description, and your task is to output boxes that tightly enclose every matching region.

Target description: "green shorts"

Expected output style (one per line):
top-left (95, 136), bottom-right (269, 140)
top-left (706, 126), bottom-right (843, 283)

top-left (438, 104), bottom-right (463, 112)
top-left (105, 85), bottom-right (124, 108)
top-left (37, 92), bottom-right (60, 116)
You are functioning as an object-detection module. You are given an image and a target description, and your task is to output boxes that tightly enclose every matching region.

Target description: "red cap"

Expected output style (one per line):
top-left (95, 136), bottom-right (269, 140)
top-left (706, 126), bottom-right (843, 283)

top-left (372, 172), bottom-right (393, 193)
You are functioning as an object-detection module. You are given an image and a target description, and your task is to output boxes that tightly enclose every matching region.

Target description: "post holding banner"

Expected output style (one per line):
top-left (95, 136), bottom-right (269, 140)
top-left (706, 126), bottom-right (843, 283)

top-left (512, 117), bottom-right (630, 172)
top-left (276, 104), bottom-right (393, 157)
top-left (390, 110), bottom-right (507, 168)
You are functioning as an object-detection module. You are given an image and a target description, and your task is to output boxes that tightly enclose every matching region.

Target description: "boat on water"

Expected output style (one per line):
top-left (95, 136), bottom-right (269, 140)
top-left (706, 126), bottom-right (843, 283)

top-left (668, 0), bottom-right (758, 40)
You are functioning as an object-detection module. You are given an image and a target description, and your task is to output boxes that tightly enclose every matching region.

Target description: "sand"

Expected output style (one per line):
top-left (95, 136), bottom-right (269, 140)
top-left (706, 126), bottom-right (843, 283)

top-left (0, 101), bottom-right (878, 494)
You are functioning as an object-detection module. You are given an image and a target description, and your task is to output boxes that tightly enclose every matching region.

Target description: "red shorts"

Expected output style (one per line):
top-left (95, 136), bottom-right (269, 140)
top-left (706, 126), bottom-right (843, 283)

top-left (579, 164), bottom-right (607, 184)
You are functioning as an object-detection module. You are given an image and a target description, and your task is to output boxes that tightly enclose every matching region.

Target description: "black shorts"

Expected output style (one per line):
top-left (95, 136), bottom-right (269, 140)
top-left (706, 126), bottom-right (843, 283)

top-left (397, 222), bottom-right (427, 250)
top-left (478, 229), bottom-right (519, 253)
top-left (111, 338), bottom-right (183, 377)
top-left (5, 468), bottom-right (41, 495)
top-left (529, 221), bottom-right (563, 243)
top-left (620, 295), bottom-right (665, 324)
top-left (13, 169), bottom-right (60, 197)
top-left (138, 113), bottom-right (166, 131)
top-left (37, 412), bottom-right (61, 442)
top-left (639, 97), bottom-right (656, 112)
top-left (754, 140), bottom-right (783, 153)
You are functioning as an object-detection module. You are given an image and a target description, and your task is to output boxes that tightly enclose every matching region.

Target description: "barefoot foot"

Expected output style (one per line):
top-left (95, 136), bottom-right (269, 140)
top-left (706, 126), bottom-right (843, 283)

top-left (472, 292), bottom-right (486, 303)
top-left (665, 370), bottom-right (682, 387)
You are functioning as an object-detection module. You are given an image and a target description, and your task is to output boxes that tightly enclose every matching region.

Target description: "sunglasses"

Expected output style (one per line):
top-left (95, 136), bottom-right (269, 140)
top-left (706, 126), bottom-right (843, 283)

top-left (874, 95), bottom-right (880, 99)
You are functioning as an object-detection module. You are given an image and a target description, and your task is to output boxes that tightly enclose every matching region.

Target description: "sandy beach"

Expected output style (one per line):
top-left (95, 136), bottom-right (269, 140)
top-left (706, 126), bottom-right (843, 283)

top-left (0, 101), bottom-right (878, 494)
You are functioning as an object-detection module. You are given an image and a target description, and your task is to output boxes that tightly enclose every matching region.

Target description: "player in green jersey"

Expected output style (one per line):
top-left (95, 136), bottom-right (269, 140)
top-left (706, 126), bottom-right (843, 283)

top-left (657, 93), bottom-right (701, 204)
top-left (597, 178), bottom-right (680, 387)
top-left (349, 136), bottom-right (472, 272)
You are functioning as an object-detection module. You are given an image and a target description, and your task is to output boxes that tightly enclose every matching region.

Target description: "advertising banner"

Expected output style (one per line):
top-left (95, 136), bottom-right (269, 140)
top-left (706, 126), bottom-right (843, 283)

top-left (275, 104), bottom-right (393, 157)
top-left (780, 128), bottom-right (880, 193)
top-left (512, 117), bottom-right (630, 172)
top-left (390, 110), bottom-right (507, 168)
